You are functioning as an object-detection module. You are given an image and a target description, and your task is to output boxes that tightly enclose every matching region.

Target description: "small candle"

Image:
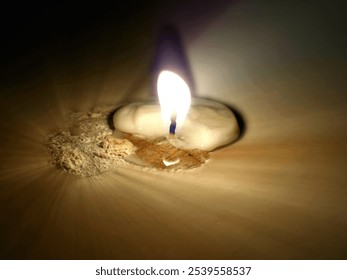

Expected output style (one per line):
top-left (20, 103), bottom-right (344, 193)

top-left (113, 70), bottom-right (239, 151)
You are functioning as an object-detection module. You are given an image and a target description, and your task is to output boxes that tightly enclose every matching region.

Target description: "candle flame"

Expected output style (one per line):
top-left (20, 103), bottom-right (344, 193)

top-left (157, 70), bottom-right (191, 132)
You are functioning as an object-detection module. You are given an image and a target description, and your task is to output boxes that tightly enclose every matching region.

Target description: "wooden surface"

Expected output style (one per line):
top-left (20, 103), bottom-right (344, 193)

top-left (0, 0), bottom-right (346, 259)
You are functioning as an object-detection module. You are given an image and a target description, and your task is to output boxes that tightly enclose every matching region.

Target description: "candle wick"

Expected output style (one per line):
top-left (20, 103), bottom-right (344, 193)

top-left (169, 113), bottom-right (177, 136)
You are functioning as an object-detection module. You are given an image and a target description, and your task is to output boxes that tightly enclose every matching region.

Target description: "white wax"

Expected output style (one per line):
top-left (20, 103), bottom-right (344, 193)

top-left (113, 98), bottom-right (240, 151)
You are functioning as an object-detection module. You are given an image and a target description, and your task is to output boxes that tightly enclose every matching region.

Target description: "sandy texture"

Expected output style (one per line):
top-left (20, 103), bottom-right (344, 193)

top-left (46, 107), bottom-right (135, 177)
top-left (46, 108), bottom-right (209, 177)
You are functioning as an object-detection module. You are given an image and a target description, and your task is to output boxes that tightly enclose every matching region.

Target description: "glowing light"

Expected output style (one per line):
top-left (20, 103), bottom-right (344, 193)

top-left (157, 70), bottom-right (191, 132)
